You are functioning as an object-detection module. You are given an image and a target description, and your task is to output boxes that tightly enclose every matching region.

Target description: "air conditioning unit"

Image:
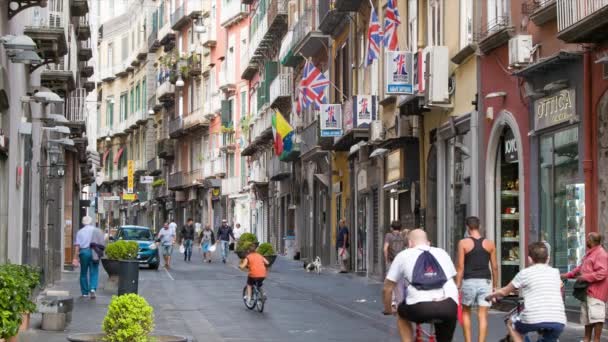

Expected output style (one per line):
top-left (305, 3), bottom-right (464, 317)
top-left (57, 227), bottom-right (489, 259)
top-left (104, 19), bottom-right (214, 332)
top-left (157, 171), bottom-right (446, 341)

top-left (509, 35), bottom-right (533, 67)
top-left (424, 46), bottom-right (450, 105)
top-left (370, 120), bottom-right (384, 143)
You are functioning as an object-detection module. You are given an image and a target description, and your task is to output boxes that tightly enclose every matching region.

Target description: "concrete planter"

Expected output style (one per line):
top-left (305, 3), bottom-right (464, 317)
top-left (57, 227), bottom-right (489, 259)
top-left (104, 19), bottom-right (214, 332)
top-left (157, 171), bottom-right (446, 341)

top-left (265, 255), bottom-right (277, 266)
top-left (101, 259), bottom-right (120, 277)
top-left (67, 333), bottom-right (187, 342)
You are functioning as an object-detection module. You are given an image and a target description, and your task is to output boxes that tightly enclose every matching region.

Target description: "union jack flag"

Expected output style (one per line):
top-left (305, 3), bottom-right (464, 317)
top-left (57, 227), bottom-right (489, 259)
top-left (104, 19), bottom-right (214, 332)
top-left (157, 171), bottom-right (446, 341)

top-left (366, 5), bottom-right (383, 66)
top-left (384, 0), bottom-right (401, 51)
top-left (299, 61), bottom-right (329, 110)
top-left (394, 54), bottom-right (407, 76)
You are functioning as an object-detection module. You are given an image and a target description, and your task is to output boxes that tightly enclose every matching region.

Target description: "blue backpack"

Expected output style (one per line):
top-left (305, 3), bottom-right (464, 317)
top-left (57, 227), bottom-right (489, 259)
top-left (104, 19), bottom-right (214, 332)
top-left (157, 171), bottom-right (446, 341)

top-left (410, 250), bottom-right (448, 290)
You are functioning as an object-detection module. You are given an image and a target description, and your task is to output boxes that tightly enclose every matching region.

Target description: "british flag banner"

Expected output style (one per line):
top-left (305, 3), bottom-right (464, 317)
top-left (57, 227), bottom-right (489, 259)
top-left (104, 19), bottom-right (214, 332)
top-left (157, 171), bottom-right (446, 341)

top-left (384, 0), bottom-right (401, 51)
top-left (319, 104), bottom-right (343, 137)
top-left (299, 60), bottom-right (329, 110)
top-left (366, 4), bottom-right (383, 66)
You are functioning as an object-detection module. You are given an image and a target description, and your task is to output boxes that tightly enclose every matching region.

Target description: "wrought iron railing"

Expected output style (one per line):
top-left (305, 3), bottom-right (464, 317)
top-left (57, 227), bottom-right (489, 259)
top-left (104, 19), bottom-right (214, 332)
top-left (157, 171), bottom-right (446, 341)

top-left (475, 16), bottom-right (511, 42)
top-left (557, 0), bottom-right (608, 31)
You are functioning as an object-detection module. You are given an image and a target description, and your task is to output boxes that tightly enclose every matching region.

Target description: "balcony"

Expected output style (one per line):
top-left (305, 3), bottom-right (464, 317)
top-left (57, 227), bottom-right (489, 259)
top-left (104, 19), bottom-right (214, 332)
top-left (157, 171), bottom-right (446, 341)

top-left (77, 40), bottom-right (93, 62)
top-left (202, 160), bottom-right (213, 179)
top-left (279, 31), bottom-right (303, 67)
top-left (148, 27), bottom-right (160, 52)
top-left (219, 68), bottom-right (236, 93)
top-left (147, 157), bottom-right (162, 176)
top-left (212, 157), bottom-right (226, 177)
top-left (300, 120), bottom-right (333, 159)
top-left (334, 0), bottom-right (363, 11)
top-left (156, 77), bottom-right (175, 103)
top-left (557, 0), bottom-right (608, 42)
top-left (220, 132), bottom-right (237, 152)
top-left (221, 177), bottom-right (241, 195)
top-left (188, 53), bottom-right (202, 76)
top-left (184, 108), bottom-right (209, 131)
top-left (292, 8), bottom-right (328, 58)
top-left (220, 1), bottom-right (249, 28)
top-left (80, 65), bottom-right (94, 78)
top-left (153, 184), bottom-right (169, 198)
top-left (158, 21), bottom-right (176, 48)
top-left (269, 157), bottom-right (291, 181)
top-left (201, 24), bottom-right (217, 47)
top-left (241, 108), bottom-right (273, 156)
top-left (65, 88), bottom-right (88, 124)
top-left (269, 74), bottom-right (291, 109)
top-left (168, 171), bottom-right (186, 190)
top-left (76, 17), bottom-right (91, 40)
top-left (40, 60), bottom-right (76, 98)
top-left (23, 10), bottom-right (68, 63)
top-left (523, 0), bottom-right (557, 26)
top-left (157, 139), bottom-right (175, 159)
top-left (70, 0), bottom-right (89, 16)
top-left (476, 16), bottom-right (514, 55)
top-left (100, 67), bottom-right (116, 82)
top-left (249, 161), bottom-right (268, 184)
top-left (318, 0), bottom-right (348, 36)
top-left (168, 116), bottom-right (185, 138)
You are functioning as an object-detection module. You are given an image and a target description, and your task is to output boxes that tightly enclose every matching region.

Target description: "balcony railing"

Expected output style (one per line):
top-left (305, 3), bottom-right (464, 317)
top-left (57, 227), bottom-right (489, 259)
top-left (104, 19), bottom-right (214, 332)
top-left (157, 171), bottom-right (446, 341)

top-left (219, 67), bottom-right (235, 92)
top-left (212, 157), bottom-right (226, 176)
top-left (202, 160), bottom-right (213, 178)
top-left (66, 88), bottom-right (87, 122)
top-left (168, 171), bottom-right (185, 189)
top-left (220, 132), bottom-right (236, 151)
top-left (300, 120), bottom-right (333, 156)
top-left (156, 77), bottom-right (175, 102)
top-left (269, 74), bottom-right (292, 107)
top-left (221, 177), bottom-right (241, 195)
top-left (157, 139), bottom-right (175, 159)
top-left (556, 0), bottom-right (608, 42)
top-left (476, 16), bottom-right (513, 54)
top-left (249, 161), bottom-right (267, 183)
top-left (168, 116), bottom-right (184, 137)
top-left (269, 157), bottom-right (291, 180)
top-left (220, 1), bottom-right (249, 27)
top-left (147, 157), bottom-right (161, 174)
top-left (251, 108), bottom-right (273, 140)
top-left (291, 7), bottom-right (326, 58)
top-left (201, 23), bottom-right (217, 47)
top-left (184, 169), bottom-right (202, 186)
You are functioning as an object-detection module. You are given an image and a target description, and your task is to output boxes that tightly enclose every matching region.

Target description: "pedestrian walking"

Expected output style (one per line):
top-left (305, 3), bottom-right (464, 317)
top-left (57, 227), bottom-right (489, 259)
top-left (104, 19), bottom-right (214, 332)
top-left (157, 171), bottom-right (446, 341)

top-left (233, 223), bottom-right (244, 241)
top-left (455, 216), bottom-right (498, 342)
top-left (72, 216), bottom-right (105, 299)
top-left (169, 220), bottom-right (177, 236)
top-left (157, 222), bottom-right (175, 269)
top-left (487, 242), bottom-right (566, 342)
top-left (382, 229), bottom-right (459, 342)
top-left (561, 232), bottom-right (608, 342)
top-left (216, 219), bottom-right (235, 263)
top-left (199, 224), bottom-right (215, 263)
top-left (383, 220), bottom-right (408, 308)
top-left (180, 218), bottom-right (195, 262)
top-left (336, 219), bottom-right (349, 273)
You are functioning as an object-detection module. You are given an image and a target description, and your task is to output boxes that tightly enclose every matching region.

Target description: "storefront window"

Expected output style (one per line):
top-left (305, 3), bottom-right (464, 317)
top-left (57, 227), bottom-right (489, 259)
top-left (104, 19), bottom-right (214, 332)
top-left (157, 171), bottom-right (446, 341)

top-left (446, 131), bottom-right (472, 259)
top-left (356, 195), bottom-right (367, 272)
top-left (540, 126), bottom-right (585, 308)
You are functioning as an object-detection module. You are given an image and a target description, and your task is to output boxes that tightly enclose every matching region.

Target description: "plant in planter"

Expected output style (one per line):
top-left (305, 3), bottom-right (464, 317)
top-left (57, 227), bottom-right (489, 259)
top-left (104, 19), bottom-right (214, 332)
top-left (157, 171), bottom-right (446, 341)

top-left (257, 243), bottom-right (277, 266)
top-left (235, 233), bottom-right (258, 259)
top-left (151, 178), bottom-right (165, 188)
top-left (0, 264), bottom-right (40, 340)
top-left (102, 240), bottom-right (139, 278)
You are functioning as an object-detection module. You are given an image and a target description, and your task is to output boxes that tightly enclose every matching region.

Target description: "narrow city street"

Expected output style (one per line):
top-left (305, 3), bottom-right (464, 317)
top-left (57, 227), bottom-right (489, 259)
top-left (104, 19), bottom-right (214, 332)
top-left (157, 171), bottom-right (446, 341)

top-left (21, 252), bottom-right (595, 342)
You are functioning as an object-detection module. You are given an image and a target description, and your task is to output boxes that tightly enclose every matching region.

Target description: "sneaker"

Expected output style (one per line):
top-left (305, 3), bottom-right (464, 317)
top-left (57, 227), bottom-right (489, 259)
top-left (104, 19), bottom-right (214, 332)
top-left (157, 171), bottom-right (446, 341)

top-left (90, 290), bottom-right (96, 299)
top-left (80, 294), bottom-right (89, 298)
top-left (222, 259), bottom-right (226, 264)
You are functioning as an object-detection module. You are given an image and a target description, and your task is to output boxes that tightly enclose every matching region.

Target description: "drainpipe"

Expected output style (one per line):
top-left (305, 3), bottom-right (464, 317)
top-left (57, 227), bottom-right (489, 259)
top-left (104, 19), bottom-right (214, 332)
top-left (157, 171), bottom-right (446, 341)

top-left (583, 50), bottom-right (595, 232)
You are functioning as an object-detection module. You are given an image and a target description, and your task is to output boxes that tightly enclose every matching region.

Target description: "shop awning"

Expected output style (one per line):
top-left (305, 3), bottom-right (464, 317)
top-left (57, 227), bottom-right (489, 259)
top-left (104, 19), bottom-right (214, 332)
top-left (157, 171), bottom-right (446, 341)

top-left (513, 51), bottom-right (582, 78)
top-left (102, 149), bottom-right (110, 167)
top-left (314, 173), bottom-right (330, 188)
top-left (113, 147), bottom-right (124, 165)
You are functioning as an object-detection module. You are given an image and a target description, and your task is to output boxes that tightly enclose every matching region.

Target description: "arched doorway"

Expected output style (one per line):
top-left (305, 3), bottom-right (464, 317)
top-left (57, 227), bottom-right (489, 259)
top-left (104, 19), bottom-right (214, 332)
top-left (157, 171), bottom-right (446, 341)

top-left (485, 111), bottom-right (525, 286)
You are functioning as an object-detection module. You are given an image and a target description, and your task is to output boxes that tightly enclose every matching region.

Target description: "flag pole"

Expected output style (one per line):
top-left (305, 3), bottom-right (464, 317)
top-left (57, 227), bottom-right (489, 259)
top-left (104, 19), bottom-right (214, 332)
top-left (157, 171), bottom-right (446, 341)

top-left (297, 55), bottom-right (348, 102)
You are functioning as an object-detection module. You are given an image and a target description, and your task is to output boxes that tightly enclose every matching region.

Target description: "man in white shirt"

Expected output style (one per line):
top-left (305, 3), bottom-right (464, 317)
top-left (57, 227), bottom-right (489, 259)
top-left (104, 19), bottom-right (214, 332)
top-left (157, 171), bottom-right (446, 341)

top-left (169, 220), bottom-right (177, 236)
top-left (73, 216), bottom-right (104, 299)
top-left (233, 223), bottom-right (244, 240)
top-left (382, 229), bottom-right (459, 342)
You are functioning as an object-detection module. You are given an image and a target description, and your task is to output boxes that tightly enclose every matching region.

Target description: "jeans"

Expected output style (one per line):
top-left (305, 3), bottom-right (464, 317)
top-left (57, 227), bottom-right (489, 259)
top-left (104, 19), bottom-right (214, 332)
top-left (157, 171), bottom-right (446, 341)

top-left (79, 248), bottom-right (99, 295)
top-left (513, 321), bottom-right (564, 342)
top-left (220, 240), bottom-right (230, 261)
top-left (183, 239), bottom-right (193, 261)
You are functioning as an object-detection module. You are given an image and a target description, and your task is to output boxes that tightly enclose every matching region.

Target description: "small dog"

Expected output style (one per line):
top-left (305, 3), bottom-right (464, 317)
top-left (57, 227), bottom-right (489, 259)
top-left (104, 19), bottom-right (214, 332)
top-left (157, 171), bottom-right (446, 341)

top-left (303, 256), bottom-right (322, 274)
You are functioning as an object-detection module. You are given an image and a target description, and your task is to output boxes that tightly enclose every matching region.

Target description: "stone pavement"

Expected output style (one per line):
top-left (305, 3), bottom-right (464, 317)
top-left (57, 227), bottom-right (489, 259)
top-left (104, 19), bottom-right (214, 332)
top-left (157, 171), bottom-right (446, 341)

top-left (15, 251), bottom-right (606, 342)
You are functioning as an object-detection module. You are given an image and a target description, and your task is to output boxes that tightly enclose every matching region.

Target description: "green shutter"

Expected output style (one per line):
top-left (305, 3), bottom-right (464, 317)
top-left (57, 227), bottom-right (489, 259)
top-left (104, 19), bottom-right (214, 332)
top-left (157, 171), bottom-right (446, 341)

top-left (142, 78), bottom-right (147, 110)
top-left (135, 84), bottom-right (140, 111)
top-left (221, 100), bottom-right (231, 125)
top-left (130, 89), bottom-right (134, 115)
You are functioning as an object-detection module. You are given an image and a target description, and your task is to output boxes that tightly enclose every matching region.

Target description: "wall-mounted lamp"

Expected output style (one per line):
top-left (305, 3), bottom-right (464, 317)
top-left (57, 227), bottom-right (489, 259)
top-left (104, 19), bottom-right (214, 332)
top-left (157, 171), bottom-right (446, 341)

top-left (485, 91), bottom-right (507, 100)
top-left (175, 76), bottom-right (184, 88)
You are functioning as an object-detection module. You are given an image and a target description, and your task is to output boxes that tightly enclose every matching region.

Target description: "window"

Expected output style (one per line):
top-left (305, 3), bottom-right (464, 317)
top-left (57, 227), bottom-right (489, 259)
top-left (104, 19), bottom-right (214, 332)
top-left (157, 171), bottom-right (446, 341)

top-left (130, 88), bottom-right (134, 115)
top-left (120, 93), bottom-right (127, 121)
top-left (487, 0), bottom-right (509, 30)
top-left (106, 97), bottom-right (114, 126)
top-left (142, 78), bottom-right (147, 109)
top-left (427, 0), bottom-right (443, 46)
top-left (107, 42), bottom-right (113, 68)
top-left (135, 83), bottom-right (140, 111)
top-left (240, 90), bottom-right (247, 117)
top-left (159, 2), bottom-right (164, 27)
top-left (190, 81), bottom-right (195, 114)
top-left (121, 35), bottom-right (128, 61)
top-left (408, 0), bottom-right (418, 52)
top-left (240, 27), bottom-right (248, 72)
top-left (460, 0), bottom-right (473, 49)
top-left (228, 153), bottom-right (235, 177)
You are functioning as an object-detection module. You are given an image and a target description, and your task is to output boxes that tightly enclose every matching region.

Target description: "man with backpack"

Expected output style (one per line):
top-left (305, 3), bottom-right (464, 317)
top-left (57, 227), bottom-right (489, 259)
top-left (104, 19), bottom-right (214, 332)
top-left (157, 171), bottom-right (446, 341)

top-left (382, 229), bottom-right (458, 342)
top-left (384, 221), bottom-right (408, 307)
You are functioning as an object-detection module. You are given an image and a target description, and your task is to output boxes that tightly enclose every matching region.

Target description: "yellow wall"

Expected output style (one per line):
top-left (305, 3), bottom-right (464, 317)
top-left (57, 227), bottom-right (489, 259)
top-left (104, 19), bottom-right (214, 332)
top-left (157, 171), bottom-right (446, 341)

top-left (331, 152), bottom-right (350, 246)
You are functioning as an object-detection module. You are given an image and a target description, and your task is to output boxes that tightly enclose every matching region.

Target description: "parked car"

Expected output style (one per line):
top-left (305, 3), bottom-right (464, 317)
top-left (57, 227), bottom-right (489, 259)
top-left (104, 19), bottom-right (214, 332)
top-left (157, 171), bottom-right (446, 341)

top-left (111, 226), bottom-right (160, 269)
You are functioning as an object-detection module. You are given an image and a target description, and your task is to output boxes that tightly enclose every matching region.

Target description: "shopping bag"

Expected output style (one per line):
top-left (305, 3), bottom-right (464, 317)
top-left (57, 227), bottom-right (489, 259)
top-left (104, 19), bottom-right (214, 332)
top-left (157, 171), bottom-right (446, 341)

top-left (457, 292), bottom-right (463, 326)
top-left (209, 244), bottom-right (217, 252)
top-left (179, 244), bottom-right (185, 254)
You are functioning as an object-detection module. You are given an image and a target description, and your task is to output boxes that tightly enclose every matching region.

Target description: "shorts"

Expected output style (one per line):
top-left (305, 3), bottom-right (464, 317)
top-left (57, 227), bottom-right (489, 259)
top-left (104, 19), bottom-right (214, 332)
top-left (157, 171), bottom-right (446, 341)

top-left (397, 298), bottom-right (457, 342)
top-left (161, 245), bottom-right (173, 256)
top-left (581, 296), bottom-right (607, 325)
top-left (513, 321), bottom-right (564, 342)
top-left (461, 278), bottom-right (492, 307)
top-left (247, 277), bottom-right (265, 287)
top-left (201, 241), bottom-right (211, 252)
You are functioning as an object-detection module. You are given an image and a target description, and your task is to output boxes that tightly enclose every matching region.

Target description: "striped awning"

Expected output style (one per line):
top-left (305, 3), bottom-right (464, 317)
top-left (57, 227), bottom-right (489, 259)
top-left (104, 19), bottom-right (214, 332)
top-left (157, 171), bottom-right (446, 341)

top-left (102, 149), bottom-right (110, 167)
top-left (113, 147), bottom-right (124, 165)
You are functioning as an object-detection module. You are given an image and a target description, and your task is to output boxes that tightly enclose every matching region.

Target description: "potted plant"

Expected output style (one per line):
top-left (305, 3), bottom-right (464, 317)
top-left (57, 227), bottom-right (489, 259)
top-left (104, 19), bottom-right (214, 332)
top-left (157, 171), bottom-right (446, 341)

top-left (257, 242), bottom-right (277, 266)
top-left (151, 178), bottom-right (165, 188)
top-left (0, 264), bottom-right (39, 341)
top-left (102, 240), bottom-right (138, 278)
top-left (66, 294), bottom-right (186, 342)
top-left (235, 233), bottom-right (258, 259)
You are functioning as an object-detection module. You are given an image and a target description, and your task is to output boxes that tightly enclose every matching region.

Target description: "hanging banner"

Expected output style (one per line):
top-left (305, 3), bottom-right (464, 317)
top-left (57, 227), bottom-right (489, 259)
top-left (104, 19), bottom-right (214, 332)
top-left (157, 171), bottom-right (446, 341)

top-left (319, 104), bottom-right (343, 137)
top-left (127, 160), bottom-right (134, 193)
top-left (353, 95), bottom-right (377, 128)
top-left (385, 51), bottom-right (414, 95)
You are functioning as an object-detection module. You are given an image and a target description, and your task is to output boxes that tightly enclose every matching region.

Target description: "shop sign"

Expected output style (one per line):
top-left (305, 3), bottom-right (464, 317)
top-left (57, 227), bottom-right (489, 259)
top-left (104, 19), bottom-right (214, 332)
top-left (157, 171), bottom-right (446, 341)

top-left (534, 88), bottom-right (575, 131)
top-left (385, 51), bottom-right (414, 95)
top-left (353, 95), bottom-right (377, 128)
top-left (504, 129), bottom-right (518, 163)
top-left (140, 176), bottom-right (154, 184)
top-left (319, 104), bottom-right (343, 137)
top-left (103, 195), bottom-right (121, 201)
top-left (127, 160), bottom-right (134, 193)
top-left (122, 193), bottom-right (136, 201)
top-left (343, 98), bottom-right (353, 131)
top-left (385, 149), bottom-right (404, 183)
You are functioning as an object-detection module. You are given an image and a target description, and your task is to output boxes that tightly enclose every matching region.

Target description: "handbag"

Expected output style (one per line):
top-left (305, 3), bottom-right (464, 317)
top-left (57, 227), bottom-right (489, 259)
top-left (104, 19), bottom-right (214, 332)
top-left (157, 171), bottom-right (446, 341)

top-left (339, 248), bottom-right (349, 260)
top-left (572, 279), bottom-right (589, 302)
top-left (179, 244), bottom-right (185, 254)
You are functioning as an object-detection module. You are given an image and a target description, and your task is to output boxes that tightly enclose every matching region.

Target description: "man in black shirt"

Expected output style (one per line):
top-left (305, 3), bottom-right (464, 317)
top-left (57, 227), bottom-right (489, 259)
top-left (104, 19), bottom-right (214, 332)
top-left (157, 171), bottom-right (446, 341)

top-left (216, 219), bottom-right (235, 264)
top-left (180, 218), bottom-right (196, 262)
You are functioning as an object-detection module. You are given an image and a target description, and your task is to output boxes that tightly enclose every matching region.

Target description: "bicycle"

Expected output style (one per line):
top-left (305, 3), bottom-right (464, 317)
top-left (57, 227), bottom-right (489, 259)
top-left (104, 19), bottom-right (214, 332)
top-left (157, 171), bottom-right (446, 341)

top-left (242, 280), bottom-right (265, 312)
top-left (495, 295), bottom-right (561, 342)
top-left (415, 320), bottom-right (439, 342)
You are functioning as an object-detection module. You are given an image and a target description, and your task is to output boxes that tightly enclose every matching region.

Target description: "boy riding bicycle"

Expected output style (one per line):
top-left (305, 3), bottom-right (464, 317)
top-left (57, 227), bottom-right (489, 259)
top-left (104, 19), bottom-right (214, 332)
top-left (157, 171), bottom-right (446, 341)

top-left (486, 242), bottom-right (566, 342)
top-left (239, 243), bottom-right (269, 303)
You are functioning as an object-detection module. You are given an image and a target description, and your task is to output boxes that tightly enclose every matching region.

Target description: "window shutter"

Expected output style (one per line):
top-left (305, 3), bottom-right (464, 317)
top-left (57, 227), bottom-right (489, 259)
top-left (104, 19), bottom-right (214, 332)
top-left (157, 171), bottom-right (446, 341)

top-left (221, 100), bottom-right (231, 125)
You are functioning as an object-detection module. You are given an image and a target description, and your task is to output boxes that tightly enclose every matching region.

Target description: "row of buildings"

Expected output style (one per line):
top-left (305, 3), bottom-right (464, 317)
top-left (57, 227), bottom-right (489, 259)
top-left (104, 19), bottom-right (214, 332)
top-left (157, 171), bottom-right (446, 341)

top-left (93, 0), bottom-right (608, 319)
top-left (0, 0), bottom-right (97, 285)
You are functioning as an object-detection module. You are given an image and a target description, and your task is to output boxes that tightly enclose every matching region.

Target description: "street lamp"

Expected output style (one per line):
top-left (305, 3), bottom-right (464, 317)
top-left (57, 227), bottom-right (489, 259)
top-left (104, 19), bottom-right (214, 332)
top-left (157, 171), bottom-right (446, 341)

top-left (175, 75), bottom-right (184, 88)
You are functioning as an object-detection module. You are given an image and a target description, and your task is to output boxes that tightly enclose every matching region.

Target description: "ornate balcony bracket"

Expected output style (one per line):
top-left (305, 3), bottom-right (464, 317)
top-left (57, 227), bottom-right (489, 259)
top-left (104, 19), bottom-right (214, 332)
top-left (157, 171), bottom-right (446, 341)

top-left (8, 0), bottom-right (47, 19)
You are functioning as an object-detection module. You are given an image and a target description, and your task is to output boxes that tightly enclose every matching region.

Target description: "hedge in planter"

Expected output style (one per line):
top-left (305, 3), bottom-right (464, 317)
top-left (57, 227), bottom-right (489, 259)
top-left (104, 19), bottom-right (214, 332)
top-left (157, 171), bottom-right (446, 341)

top-left (0, 265), bottom-right (40, 339)
top-left (256, 243), bottom-right (275, 256)
top-left (102, 294), bottom-right (154, 342)
top-left (235, 233), bottom-right (258, 258)
top-left (105, 241), bottom-right (139, 260)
